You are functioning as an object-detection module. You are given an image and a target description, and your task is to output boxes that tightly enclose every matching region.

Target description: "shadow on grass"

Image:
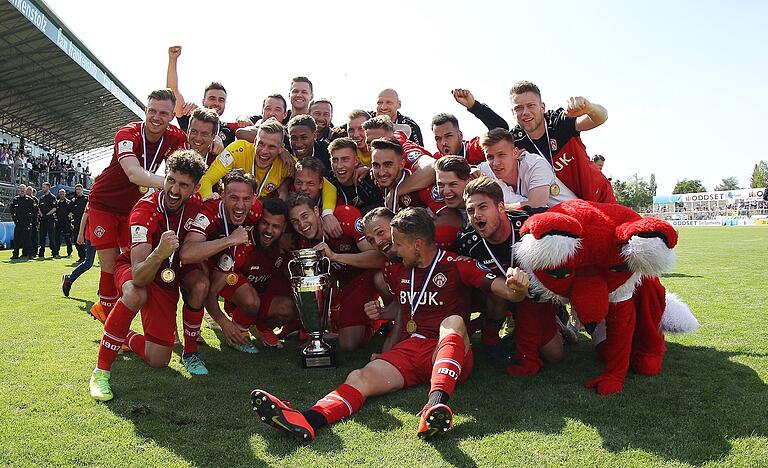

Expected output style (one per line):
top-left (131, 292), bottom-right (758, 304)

top-left (661, 273), bottom-right (704, 278)
top-left (97, 332), bottom-right (766, 466)
top-left (63, 296), bottom-right (94, 315)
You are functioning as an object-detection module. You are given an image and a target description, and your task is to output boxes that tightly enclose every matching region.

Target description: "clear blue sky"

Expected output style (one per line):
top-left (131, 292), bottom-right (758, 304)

top-left (47, 0), bottom-right (768, 194)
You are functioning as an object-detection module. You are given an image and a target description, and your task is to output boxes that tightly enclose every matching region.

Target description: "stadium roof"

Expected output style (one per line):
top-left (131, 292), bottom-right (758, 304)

top-left (0, 0), bottom-right (145, 161)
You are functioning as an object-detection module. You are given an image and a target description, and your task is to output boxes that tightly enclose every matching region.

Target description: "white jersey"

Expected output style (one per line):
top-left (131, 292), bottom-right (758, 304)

top-left (478, 151), bottom-right (576, 207)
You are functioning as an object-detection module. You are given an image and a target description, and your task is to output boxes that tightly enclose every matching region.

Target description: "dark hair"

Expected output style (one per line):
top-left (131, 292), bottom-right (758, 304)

top-left (328, 137), bottom-right (358, 155)
top-left (479, 128), bottom-right (516, 150)
top-left (286, 192), bottom-right (314, 211)
top-left (431, 113), bottom-right (459, 129)
top-left (509, 80), bottom-right (542, 100)
top-left (148, 88), bottom-right (176, 107)
top-left (262, 197), bottom-right (288, 217)
top-left (464, 175), bottom-right (504, 205)
top-left (204, 82), bottom-right (227, 95)
top-left (262, 94), bottom-right (287, 112)
top-left (287, 114), bottom-right (317, 133)
top-left (361, 206), bottom-right (394, 231)
top-left (391, 207), bottom-right (435, 244)
top-left (435, 156), bottom-right (471, 180)
top-left (291, 76), bottom-right (313, 93)
top-left (190, 107), bottom-right (220, 128)
top-left (295, 157), bottom-right (324, 179)
top-left (592, 154), bottom-right (605, 162)
top-left (362, 115), bottom-right (394, 132)
top-left (309, 98), bottom-right (333, 112)
top-left (166, 149), bottom-right (208, 183)
top-left (370, 137), bottom-right (403, 157)
top-left (221, 168), bottom-right (255, 192)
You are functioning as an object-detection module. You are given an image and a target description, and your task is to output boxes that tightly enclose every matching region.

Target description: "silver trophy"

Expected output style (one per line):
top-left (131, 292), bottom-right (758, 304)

top-left (287, 249), bottom-right (336, 369)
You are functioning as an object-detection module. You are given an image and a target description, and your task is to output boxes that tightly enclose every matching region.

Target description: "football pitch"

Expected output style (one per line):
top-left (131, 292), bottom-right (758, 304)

top-left (0, 227), bottom-right (766, 467)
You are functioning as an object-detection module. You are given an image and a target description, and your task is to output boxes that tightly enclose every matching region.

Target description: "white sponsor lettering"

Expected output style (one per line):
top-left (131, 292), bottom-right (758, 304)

top-left (399, 290), bottom-right (439, 306)
top-left (100, 339), bottom-right (120, 351)
top-left (437, 368), bottom-right (458, 379)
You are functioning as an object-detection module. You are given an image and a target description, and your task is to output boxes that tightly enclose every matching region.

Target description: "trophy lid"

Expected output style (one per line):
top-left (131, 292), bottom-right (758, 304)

top-left (292, 248), bottom-right (323, 261)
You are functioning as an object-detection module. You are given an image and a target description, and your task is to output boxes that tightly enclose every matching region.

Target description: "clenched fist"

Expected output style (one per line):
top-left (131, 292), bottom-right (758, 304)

top-left (157, 230), bottom-right (179, 258)
top-left (505, 267), bottom-right (530, 295)
top-left (168, 45), bottom-right (182, 59)
top-left (452, 89), bottom-right (476, 109)
top-left (228, 225), bottom-right (250, 247)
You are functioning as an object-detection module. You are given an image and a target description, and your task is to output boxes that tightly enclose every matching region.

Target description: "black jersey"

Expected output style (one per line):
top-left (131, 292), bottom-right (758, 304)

top-left (457, 211), bottom-right (529, 274)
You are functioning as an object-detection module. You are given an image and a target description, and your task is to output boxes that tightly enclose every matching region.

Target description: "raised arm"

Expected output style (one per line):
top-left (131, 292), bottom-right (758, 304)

top-left (453, 89), bottom-right (508, 130)
top-left (166, 46), bottom-right (187, 118)
top-left (566, 96), bottom-right (608, 132)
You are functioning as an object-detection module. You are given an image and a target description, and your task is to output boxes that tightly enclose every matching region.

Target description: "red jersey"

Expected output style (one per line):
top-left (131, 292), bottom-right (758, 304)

top-left (239, 243), bottom-right (286, 293)
top-left (394, 131), bottom-right (432, 172)
top-left (89, 122), bottom-right (188, 215)
top-left (297, 230), bottom-right (362, 286)
top-left (116, 190), bottom-right (202, 288)
top-left (383, 169), bottom-right (446, 215)
top-left (391, 251), bottom-right (496, 339)
top-left (188, 197), bottom-right (263, 271)
top-left (434, 136), bottom-right (486, 166)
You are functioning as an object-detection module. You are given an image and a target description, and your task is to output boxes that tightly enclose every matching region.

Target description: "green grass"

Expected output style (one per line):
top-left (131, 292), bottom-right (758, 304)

top-left (0, 227), bottom-right (766, 467)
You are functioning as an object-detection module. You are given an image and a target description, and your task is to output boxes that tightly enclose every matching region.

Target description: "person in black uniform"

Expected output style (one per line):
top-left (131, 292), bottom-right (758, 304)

top-left (327, 137), bottom-right (384, 214)
top-left (52, 188), bottom-right (73, 257)
top-left (25, 185), bottom-right (40, 256)
top-left (69, 183), bottom-right (88, 262)
top-left (10, 184), bottom-right (37, 259)
top-left (37, 181), bottom-right (56, 258)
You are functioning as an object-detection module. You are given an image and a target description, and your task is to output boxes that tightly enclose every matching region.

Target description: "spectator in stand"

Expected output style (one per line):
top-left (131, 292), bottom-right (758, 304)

top-left (75, 163), bottom-right (84, 186)
top-left (0, 149), bottom-right (10, 181)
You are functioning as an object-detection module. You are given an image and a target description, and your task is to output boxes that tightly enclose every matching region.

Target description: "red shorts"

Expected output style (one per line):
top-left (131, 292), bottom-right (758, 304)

top-left (377, 336), bottom-right (474, 388)
top-left (221, 275), bottom-right (293, 322)
top-left (333, 270), bottom-right (377, 329)
top-left (114, 261), bottom-right (180, 348)
top-left (88, 206), bottom-right (129, 250)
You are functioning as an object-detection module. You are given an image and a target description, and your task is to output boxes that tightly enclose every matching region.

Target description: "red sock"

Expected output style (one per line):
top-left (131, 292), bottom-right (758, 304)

top-left (429, 333), bottom-right (465, 397)
top-left (182, 305), bottom-right (204, 354)
top-left (125, 330), bottom-right (147, 361)
top-left (98, 271), bottom-right (118, 313)
top-left (96, 300), bottom-right (137, 371)
top-left (309, 383), bottom-right (365, 425)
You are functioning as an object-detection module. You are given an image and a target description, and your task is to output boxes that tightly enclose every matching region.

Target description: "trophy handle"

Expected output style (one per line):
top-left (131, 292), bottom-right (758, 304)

top-left (287, 258), bottom-right (299, 280)
top-left (322, 256), bottom-right (331, 275)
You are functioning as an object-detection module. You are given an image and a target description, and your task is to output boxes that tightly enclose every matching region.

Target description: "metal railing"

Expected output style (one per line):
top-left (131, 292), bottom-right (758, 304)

top-left (0, 165), bottom-right (94, 189)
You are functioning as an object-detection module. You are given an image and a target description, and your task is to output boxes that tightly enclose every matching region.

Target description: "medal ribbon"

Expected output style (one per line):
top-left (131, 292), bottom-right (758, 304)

top-left (142, 124), bottom-right (165, 173)
top-left (385, 171), bottom-right (407, 213)
top-left (409, 249), bottom-right (443, 320)
top-left (481, 227), bottom-right (514, 274)
top-left (158, 191), bottom-right (185, 270)
top-left (253, 158), bottom-right (275, 198)
top-left (219, 200), bottom-right (237, 269)
top-left (524, 123), bottom-right (559, 194)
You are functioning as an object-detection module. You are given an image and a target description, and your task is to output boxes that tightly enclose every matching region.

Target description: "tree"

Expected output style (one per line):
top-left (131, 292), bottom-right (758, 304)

top-left (649, 173), bottom-right (657, 196)
top-left (750, 161), bottom-right (768, 188)
top-left (672, 179), bottom-right (707, 194)
top-left (612, 174), bottom-right (653, 211)
top-left (714, 177), bottom-right (741, 191)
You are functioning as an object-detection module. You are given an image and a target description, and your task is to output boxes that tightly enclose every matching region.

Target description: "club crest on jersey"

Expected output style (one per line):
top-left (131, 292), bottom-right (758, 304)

top-left (401, 194), bottom-right (412, 206)
top-left (355, 218), bottom-right (364, 234)
top-left (274, 257), bottom-right (283, 268)
top-left (339, 243), bottom-right (352, 252)
top-left (184, 218), bottom-right (194, 231)
top-left (405, 150), bottom-right (421, 162)
top-left (431, 185), bottom-right (444, 202)
top-left (432, 272), bottom-right (447, 288)
top-left (550, 138), bottom-right (557, 151)
top-left (94, 226), bottom-right (105, 238)
top-left (265, 183), bottom-right (277, 192)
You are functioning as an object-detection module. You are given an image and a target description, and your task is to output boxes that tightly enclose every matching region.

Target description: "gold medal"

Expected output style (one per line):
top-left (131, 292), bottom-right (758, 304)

top-left (406, 319), bottom-right (417, 334)
top-left (225, 272), bottom-right (238, 286)
top-left (139, 186), bottom-right (149, 194)
top-left (160, 268), bottom-right (175, 283)
top-left (550, 183), bottom-right (561, 196)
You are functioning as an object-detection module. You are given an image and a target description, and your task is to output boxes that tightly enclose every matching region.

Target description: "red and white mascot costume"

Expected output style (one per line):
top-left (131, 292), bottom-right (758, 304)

top-left (515, 199), bottom-right (699, 395)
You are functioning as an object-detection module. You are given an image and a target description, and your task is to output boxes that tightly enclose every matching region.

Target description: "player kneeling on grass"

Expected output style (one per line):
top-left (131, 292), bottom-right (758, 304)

top-left (89, 150), bottom-right (208, 402)
top-left (251, 207), bottom-right (530, 440)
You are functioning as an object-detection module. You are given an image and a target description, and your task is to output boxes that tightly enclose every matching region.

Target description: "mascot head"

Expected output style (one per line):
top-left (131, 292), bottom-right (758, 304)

top-left (515, 200), bottom-right (678, 326)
